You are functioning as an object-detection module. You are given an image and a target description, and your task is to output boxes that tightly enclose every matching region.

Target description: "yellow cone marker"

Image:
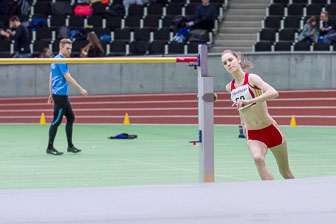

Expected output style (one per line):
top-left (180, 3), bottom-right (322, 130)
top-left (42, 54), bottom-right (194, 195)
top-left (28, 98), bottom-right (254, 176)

top-left (39, 112), bottom-right (46, 125)
top-left (290, 115), bottom-right (297, 127)
top-left (123, 113), bottom-right (130, 125)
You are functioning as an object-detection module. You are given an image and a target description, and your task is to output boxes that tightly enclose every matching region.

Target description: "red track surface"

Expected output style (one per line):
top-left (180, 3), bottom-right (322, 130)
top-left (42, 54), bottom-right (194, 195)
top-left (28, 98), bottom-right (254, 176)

top-left (0, 90), bottom-right (335, 126)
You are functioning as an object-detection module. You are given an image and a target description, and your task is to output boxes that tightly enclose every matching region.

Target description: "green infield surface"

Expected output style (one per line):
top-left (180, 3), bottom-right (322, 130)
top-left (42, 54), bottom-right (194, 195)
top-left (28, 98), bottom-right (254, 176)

top-left (0, 124), bottom-right (335, 189)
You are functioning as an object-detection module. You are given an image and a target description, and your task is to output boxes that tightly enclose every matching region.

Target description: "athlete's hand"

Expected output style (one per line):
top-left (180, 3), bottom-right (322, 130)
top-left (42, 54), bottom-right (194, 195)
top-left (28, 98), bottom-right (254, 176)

top-left (232, 100), bottom-right (245, 110)
top-left (80, 88), bottom-right (88, 96)
top-left (47, 95), bottom-right (53, 104)
top-left (232, 100), bottom-right (252, 110)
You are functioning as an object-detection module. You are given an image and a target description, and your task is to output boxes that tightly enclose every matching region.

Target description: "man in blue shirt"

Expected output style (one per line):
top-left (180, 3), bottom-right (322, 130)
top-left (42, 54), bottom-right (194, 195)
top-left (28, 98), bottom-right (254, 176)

top-left (47, 38), bottom-right (88, 155)
top-left (186, 0), bottom-right (217, 31)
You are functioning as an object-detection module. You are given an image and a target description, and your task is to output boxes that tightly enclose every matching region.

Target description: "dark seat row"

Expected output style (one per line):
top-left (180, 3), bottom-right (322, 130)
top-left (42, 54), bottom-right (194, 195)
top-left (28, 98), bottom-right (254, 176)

top-left (1, 14), bottom-right (206, 30)
top-left (259, 28), bottom-right (298, 42)
top-left (0, 40), bottom-right (200, 58)
top-left (24, 27), bottom-right (188, 42)
top-left (273, 0), bottom-right (336, 6)
top-left (269, 3), bottom-right (336, 16)
top-left (255, 1), bottom-right (336, 52)
top-left (0, 0), bottom-right (227, 57)
top-left (255, 41), bottom-right (333, 51)
top-left (30, 1), bottom-right (225, 17)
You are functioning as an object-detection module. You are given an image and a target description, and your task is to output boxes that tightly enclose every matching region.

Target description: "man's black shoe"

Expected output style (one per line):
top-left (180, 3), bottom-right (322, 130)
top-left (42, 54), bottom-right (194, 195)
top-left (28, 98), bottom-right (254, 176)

top-left (67, 146), bottom-right (81, 153)
top-left (46, 148), bottom-right (63, 155)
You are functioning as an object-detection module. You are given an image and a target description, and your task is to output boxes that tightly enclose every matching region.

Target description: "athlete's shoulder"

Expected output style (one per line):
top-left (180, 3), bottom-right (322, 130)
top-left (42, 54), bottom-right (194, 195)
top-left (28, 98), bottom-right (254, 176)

top-left (247, 73), bottom-right (261, 79)
top-left (247, 73), bottom-right (264, 85)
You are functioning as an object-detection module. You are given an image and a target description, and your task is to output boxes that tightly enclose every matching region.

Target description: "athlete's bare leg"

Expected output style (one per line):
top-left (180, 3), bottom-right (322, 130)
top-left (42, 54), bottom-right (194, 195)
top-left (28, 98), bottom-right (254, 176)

top-left (270, 142), bottom-right (294, 179)
top-left (247, 140), bottom-right (274, 180)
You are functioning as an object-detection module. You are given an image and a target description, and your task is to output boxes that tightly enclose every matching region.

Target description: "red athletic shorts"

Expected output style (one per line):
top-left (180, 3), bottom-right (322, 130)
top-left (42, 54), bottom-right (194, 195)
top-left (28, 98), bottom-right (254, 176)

top-left (247, 123), bottom-right (286, 148)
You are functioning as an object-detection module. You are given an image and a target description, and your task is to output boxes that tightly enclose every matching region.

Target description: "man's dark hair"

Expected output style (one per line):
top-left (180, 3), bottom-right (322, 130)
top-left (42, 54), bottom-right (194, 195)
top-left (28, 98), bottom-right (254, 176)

top-left (9, 16), bottom-right (20, 22)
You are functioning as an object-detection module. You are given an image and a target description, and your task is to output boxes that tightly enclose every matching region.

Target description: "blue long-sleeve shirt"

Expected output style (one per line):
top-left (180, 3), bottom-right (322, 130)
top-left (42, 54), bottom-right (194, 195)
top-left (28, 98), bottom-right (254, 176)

top-left (195, 4), bottom-right (217, 23)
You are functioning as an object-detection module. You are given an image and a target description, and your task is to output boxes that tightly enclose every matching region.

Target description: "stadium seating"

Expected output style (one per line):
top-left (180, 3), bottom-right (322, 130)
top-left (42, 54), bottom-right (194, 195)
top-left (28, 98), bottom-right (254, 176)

top-left (105, 16), bottom-right (122, 29)
top-left (165, 3), bottom-right (184, 16)
top-left (154, 28), bottom-right (171, 42)
top-left (10, 0), bottom-right (336, 55)
top-left (185, 3), bottom-right (198, 17)
top-left (32, 40), bottom-right (50, 57)
top-left (87, 15), bottom-right (103, 28)
top-left (143, 15), bottom-right (160, 29)
top-left (313, 42), bottom-right (330, 51)
top-left (148, 40), bottom-right (166, 55)
top-left (264, 16), bottom-right (282, 29)
top-left (254, 41), bottom-right (273, 51)
top-left (259, 28), bottom-right (277, 42)
top-left (109, 40), bottom-right (127, 56)
top-left (113, 28), bottom-right (131, 41)
top-left (256, 1), bottom-right (336, 52)
top-left (273, 0), bottom-right (289, 6)
top-left (0, 0), bottom-right (226, 57)
top-left (147, 3), bottom-right (164, 16)
top-left (268, 4), bottom-right (285, 16)
top-left (274, 41), bottom-right (292, 51)
top-left (283, 16), bottom-right (301, 29)
top-left (124, 16), bottom-right (141, 28)
top-left (187, 42), bottom-right (199, 54)
top-left (133, 28), bottom-right (151, 41)
top-left (0, 40), bottom-right (12, 58)
top-left (68, 15), bottom-right (85, 29)
top-left (50, 15), bottom-right (67, 29)
top-left (294, 41), bottom-right (311, 51)
top-left (168, 41), bottom-right (185, 54)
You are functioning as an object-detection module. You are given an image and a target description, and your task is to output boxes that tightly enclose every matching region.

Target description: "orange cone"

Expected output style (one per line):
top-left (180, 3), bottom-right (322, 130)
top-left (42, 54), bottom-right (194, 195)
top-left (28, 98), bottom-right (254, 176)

top-left (123, 113), bottom-right (130, 125)
top-left (39, 112), bottom-right (46, 125)
top-left (290, 115), bottom-right (297, 127)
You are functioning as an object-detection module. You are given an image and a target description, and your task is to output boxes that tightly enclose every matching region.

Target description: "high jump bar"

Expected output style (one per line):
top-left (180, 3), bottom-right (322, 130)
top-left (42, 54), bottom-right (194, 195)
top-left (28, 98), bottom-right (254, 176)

top-left (0, 57), bottom-right (198, 64)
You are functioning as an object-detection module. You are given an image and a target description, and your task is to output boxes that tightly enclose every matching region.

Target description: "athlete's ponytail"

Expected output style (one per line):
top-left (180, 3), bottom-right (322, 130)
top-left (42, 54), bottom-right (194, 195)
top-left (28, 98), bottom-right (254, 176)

top-left (222, 50), bottom-right (254, 70)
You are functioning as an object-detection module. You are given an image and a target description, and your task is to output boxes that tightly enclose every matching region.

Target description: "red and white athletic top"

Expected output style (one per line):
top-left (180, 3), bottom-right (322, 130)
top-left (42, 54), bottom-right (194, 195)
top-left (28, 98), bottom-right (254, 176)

top-left (230, 73), bottom-right (263, 110)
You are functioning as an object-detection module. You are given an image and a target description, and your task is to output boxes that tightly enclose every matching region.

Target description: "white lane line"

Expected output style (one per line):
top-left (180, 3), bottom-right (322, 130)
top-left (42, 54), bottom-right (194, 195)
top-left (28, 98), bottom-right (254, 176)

top-left (1, 106), bottom-right (336, 113)
top-left (0, 97), bottom-right (336, 107)
top-left (278, 89), bottom-right (336, 93)
top-left (0, 100), bottom-right (197, 106)
top-left (119, 158), bottom-right (251, 181)
top-left (0, 89), bottom-right (335, 101)
top-left (1, 115), bottom-right (336, 119)
top-left (0, 93), bottom-right (198, 101)
top-left (0, 108), bottom-right (198, 112)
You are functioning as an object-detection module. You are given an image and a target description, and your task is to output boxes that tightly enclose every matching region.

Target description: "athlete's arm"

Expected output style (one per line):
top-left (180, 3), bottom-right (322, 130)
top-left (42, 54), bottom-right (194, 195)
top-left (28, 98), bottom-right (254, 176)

top-left (236, 73), bottom-right (278, 109)
top-left (248, 73), bottom-right (279, 102)
top-left (239, 111), bottom-right (247, 137)
top-left (47, 72), bottom-right (53, 104)
top-left (63, 72), bottom-right (88, 96)
top-left (225, 82), bottom-right (231, 93)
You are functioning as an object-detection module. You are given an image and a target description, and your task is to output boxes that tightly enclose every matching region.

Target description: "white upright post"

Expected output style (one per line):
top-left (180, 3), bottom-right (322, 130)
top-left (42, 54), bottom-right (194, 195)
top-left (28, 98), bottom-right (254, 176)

top-left (198, 45), bottom-right (214, 183)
